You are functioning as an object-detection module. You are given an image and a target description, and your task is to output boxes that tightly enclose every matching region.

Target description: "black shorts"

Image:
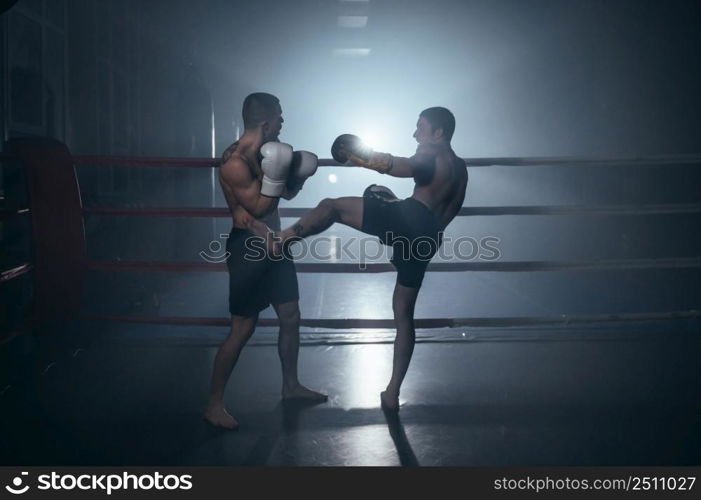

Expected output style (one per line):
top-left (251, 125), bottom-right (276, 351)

top-left (361, 185), bottom-right (443, 288)
top-left (226, 228), bottom-right (299, 316)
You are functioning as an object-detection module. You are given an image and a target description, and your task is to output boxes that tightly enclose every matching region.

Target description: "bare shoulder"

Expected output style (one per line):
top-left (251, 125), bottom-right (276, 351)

top-left (221, 142), bottom-right (237, 163)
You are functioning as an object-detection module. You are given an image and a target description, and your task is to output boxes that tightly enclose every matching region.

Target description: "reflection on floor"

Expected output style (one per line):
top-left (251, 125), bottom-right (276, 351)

top-left (1, 327), bottom-right (699, 466)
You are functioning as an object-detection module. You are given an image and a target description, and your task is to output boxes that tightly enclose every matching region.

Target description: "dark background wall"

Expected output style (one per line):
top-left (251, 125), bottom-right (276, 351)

top-left (3, 1), bottom-right (700, 156)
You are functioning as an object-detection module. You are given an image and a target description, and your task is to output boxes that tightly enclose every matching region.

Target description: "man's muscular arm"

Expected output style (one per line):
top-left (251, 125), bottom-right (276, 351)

top-left (331, 134), bottom-right (435, 178)
top-left (232, 205), bottom-right (272, 238)
top-left (383, 146), bottom-right (438, 178)
top-left (220, 156), bottom-right (279, 218)
top-left (380, 156), bottom-right (415, 178)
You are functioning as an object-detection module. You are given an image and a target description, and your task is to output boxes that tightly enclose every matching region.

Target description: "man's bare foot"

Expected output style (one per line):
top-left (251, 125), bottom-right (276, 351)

top-left (282, 384), bottom-right (328, 401)
top-left (203, 405), bottom-right (239, 430)
top-left (380, 390), bottom-right (400, 412)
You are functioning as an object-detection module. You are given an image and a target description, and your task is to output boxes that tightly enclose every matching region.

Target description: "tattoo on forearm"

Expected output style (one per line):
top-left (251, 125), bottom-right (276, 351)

top-left (292, 222), bottom-right (304, 236)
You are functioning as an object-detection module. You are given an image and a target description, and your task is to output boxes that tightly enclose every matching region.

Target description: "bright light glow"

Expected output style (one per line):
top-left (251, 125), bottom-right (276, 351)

top-left (328, 173), bottom-right (338, 183)
top-left (357, 128), bottom-right (385, 150)
top-left (337, 15), bottom-right (368, 28)
top-left (347, 345), bottom-right (391, 409)
top-left (332, 48), bottom-right (371, 58)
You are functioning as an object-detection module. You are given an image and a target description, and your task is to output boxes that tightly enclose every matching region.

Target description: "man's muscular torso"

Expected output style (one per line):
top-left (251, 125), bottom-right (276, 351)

top-left (220, 141), bottom-right (281, 231)
top-left (410, 145), bottom-right (467, 229)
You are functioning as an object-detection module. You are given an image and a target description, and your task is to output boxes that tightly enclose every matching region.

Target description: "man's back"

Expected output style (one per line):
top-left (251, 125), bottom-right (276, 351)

top-left (412, 146), bottom-right (467, 229)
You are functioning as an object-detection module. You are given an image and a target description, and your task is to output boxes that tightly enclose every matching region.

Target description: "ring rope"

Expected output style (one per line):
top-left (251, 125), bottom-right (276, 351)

top-left (82, 310), bottom-right (701, 329)
top-left (85, 257), bottom-right (701, 274)
top-left (81, 203), bottom-right (701, 218)
top-left (72, 154), bottom-right (701, 168)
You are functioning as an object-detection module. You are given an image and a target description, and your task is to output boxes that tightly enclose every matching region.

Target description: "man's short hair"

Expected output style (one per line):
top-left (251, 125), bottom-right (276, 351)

top-left (242, 92), bottom-right (280, 130)
top-left (420, 107), bottom-right (456, 142)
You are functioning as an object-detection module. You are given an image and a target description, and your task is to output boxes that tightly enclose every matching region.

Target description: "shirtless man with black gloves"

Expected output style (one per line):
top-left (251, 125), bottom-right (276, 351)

top-left (274, 107), bottom-right (467, 412)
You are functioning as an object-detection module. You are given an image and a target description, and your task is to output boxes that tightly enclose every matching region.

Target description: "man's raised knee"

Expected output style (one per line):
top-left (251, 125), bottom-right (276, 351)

top-left (319, 197), bottom-right (338, 213)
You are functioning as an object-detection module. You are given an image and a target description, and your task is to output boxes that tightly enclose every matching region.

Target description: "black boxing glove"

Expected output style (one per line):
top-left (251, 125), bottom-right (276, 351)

top-left (331, 134), bottom-right (394, 174)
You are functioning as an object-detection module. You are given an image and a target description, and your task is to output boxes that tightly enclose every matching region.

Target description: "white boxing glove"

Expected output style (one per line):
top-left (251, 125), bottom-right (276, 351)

top-left (283, 151), bottom-right (318, 199)
top-left (290, 151), bottom-right (318, 184)
top-left (260, 141), bottom-right (294, 197)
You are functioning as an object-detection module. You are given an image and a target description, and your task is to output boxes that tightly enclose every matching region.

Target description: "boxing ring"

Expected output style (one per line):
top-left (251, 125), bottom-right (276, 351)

top-left (2, 138), bottom-right (700, 340)
top-left (1, 138), bottom-right (700, 466)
